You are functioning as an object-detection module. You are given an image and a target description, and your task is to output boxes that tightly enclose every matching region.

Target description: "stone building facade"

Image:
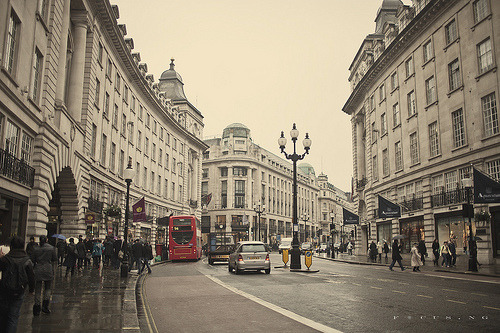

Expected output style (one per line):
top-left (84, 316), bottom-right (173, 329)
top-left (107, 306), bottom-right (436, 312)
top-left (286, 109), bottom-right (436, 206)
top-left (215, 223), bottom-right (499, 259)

top-left (201, 123), bottom-right (321, 246)
top-left (343, 0), bottom-right (500, 263)
top-left (0, 0), bottom-right (207, 246)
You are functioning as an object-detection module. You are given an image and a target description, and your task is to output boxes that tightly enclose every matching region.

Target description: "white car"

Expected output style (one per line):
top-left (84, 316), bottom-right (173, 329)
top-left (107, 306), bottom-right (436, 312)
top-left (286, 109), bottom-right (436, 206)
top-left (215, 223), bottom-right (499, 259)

top-left (228, 241), bottom-right (271, 274)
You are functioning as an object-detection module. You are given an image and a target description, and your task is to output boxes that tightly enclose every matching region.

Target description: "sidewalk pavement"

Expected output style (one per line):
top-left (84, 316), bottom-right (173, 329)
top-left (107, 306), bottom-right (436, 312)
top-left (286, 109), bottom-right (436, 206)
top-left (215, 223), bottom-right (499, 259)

top-left (16, 263), bottom-right (143, 333)
top-left (314, 252), bottom-right (500, 277)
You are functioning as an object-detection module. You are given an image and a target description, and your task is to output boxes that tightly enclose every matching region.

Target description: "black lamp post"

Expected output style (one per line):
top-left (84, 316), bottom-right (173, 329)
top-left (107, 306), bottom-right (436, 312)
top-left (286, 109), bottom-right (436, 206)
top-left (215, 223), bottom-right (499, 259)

top-left (121, 158), bottom-right (135, 278)
top-left (301, 214), bottom-right (310, 243)
top-left (462, 177), bottom-right (478, 272)
top-left (278, 124), bottom-right (311, 270)
top-left (330, 212), bottom-right (335, 259)
top-left (253, 201), bottom-right (265, 241)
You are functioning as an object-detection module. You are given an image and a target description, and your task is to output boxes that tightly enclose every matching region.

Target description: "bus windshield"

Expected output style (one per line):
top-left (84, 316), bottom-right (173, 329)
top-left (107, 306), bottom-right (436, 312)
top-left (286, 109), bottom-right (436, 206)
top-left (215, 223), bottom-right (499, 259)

top-left (173, 218), bottom-right (192, 226)
top-left (172, 231), bottom-right (193, 245)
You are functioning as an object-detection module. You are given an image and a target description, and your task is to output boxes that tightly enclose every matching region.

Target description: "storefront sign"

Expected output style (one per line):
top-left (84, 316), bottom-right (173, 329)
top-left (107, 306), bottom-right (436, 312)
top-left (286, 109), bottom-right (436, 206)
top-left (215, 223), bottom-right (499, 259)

top-left (378, 195), bottom-right (401, 219)
top-left (474, 168), bottom-right (500, 204)
top-left (85, 213), bottom-right (96, 224)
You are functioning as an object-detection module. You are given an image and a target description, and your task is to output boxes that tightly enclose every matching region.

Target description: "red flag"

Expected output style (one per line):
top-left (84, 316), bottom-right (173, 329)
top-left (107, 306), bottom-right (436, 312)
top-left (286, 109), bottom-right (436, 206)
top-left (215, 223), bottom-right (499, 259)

top-left (133, 197), bottom-right (146, 222)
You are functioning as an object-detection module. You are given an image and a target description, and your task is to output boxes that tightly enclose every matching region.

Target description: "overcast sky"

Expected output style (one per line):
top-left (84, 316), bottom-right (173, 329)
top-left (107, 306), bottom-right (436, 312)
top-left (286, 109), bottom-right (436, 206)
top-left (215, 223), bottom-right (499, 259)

top-left (115, 0), bottom-right (399, 192)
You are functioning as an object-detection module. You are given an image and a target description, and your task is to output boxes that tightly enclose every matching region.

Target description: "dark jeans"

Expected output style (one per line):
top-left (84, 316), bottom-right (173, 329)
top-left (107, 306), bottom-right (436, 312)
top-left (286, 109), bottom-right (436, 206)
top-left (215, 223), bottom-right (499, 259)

top-left (93, 255), bottom-right (101, 268)
top-left (389, 259), bottom-right (404, 270)
top-left (441, 254), bottom-right (451, 267)
top-left (129, 258), bottom-right (142, 272)
top-left (139, 259), bottom-right (151, 274)
top-left (0, 292), bottom-right (24, 333)
top-left (34, 280), bottom-right (52, 305)
top-left (77, 257), bottom-right (84, 269)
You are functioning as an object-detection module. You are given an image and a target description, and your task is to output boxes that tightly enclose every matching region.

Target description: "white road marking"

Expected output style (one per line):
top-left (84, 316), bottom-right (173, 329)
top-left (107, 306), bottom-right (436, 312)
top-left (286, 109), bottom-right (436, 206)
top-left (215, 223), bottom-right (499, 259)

top-left (205, 274), bottom-right (343, 333)
top-left (416, 294), bottom-right (433, 299)
top-left (370, 286), bottom-right (382, 290)
top-left (392, 290), bottom-right (406, 294)
top-left (422, 273), bottom-right (500, 285)
top-left (442, 288), bottom-right (458, 292)
top-left (471, 292), bottom-right (487, 296)
top-left (447, 300), bottom-right (466, 304)
top-left (483, 306), bottom-right (500, 311)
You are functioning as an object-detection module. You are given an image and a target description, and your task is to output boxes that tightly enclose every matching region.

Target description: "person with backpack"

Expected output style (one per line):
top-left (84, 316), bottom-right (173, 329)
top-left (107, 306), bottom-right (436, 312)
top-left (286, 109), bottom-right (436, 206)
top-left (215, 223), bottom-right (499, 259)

top-left (0, 235), bottom-right (35, 332)
top-left (31, 235), bottom-right (57, 316)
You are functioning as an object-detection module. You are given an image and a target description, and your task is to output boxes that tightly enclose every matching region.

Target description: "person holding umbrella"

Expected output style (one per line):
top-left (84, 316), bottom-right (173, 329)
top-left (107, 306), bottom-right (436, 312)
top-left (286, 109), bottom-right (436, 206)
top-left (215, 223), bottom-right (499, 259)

top-left (388, 238), bottom-right (405, 271)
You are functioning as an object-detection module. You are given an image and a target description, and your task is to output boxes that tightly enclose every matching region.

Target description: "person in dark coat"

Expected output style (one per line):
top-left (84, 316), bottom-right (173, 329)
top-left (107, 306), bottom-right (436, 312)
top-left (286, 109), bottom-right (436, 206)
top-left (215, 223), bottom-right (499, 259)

top-left (382, 241), bottom-right (390, 264)
top-left (31, 235), bottom-right (57, 315)
top-left (84, 237), bottom-right (93, 267)
top-left (56, 239), bottom-right (66, 266)
top-left (76, 238), bottom-right (86, 270)
top-left (0, 235), bottom-right (35, 332)
top-left (448, 240), bottom-right (457, 267)
top-left (417, 239), bottom-right (427, 265)
top-left (25, 236), bottom-right (37, 258)
top-left (63, 238), bottom-right (78, 277)
top-left (113, 238), bottom-right (123, 269)
top-left (129, 239), bottom-right (143, 272)
top-left (369, 241), bottom-right (377, 263)
top-left (388, 239), bottom-right (405, 271)
top-left (431, 239), bottom-right (440, 266)
top-left (103, 238), bottom-right (114, 267)
top-left (139, 242), bottom-right (153, 274)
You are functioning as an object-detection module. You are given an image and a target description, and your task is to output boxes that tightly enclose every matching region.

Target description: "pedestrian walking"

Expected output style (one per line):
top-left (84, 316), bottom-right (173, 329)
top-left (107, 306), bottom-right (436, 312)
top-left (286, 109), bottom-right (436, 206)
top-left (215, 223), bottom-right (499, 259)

top-left (382, 241), bottom-right (390, 264)
top-left (103, 237), bottom-right (114, 267)
top-left (139, 242), bottom-right (153, 274)
top-left (113, 237), bottom-right (123, 269)
top-left (377, 241), bottom-right (383, 262)
top-left (31, 235), bottom-right (57, 316)
top-left (440, 241), bottom-right (451, 267)
top-left (417, 239), bottom-right (427, 265)
top-left (56, 239), bottom-right (66, 266)
top-left (369, 241), bottom-right (377, 263)
top-left (431, 239), bottom-right (440, 266)
top-left (130, 239), bottom-right (143, 272)
top-left (25, 236), bottom-right (37, 258)
top-left (76, 237), bottom-right (86, 271)
top-left (410, 243), bottom-right (423, 272)
top-left (448, 240), bottom-right (457, 267)
top-left (63, 238), bottom-right (78, 277)
top-left (347, 241), bottom-right (353, 256)
top-left (84, 237), bottom-right (93, 267)
top-left (0, 235), bottom-right (35, 332)
top-left (388, 239), bottom-right (405, 271)
top-left (92, 239), bottom-right (103, 268)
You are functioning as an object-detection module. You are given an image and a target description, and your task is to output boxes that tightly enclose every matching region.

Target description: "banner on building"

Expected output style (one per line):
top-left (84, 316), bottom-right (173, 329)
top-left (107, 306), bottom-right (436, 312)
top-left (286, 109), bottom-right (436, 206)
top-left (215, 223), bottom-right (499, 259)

top-left (133, 197), bottom-right (146, 222)
top-left (378, 195), bottom-right (401, 219)
top-left (85, 212), bottom-right (96, 224)
top-left (474, 167), bottom-right (500, 204)
top-left (202, 193), bottom-right (212, 207)
top-left (343, 208), bottom-right (359, 225)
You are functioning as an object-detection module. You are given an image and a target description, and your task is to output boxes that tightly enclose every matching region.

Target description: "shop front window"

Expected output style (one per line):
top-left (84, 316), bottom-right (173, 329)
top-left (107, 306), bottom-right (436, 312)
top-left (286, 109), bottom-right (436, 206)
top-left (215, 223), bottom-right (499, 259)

top-left (436, 215), bottom-right (470, 254)
top-left (377, 222), bottom-right (392, 243)
top-left (399, 219), bottom-right (424, 253)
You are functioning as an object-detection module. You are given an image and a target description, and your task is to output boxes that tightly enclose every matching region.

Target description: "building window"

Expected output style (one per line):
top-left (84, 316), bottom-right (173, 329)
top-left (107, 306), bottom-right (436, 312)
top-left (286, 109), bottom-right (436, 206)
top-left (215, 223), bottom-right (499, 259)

top-left (393, 103), bottom-right (400, 127)
top-left (382, 149), bottom-right (389, 177)
top-left (395, 141), bottom-right (403, 171)
top-left (158, 175), bottom-right (162, 195)
top-left (487, 159), bottom-right (500, 181)
top-left (477, 38), bottom-right (493, 74)
top-left (221, 167), bottom-right (228, 177)
top-left (425, 76), bottom-right (436, 105)
top-left (405, 56), bottom-right (413, 78)
top-left (137, 130), bottom-right (141, 149)
top-left (445, 171), bottom-right (458, 192)
top-left (380, 113), bottom-right (387, 135)
top-left (473, 0), bottom-right (489, 23)
top-left (98, 42), bottom-right (103, 65)
top-left (409, 132), bottom-right (419, 165)
top-left (91, 124), bottom-right (97, 158)
top-left (164, 179), bottom-right (168, 198)
top-left (373, 155), bottom-right (378, 181)
top-left (106, 58), bottom-right (112, 78)
top-left (95, 78), bottom-right (100, 107)
top-left (379, 84), bottom-right (385, 101)
top-left (139, 105), bottom-right (143, 120)
top-left (428, 121), bottom-right (440, 157)
top-left (158, 149), bottom-right (163, 166)
top-left (390, 72), bottom-right (398, 91)
top-left (203, 151), bottom-right (209, 160)
top-left (173, 138), bottom-right (177, 150)
top-left (165, 153), bottom-right (169, 169)
top-left (119, 150), bottom-right (124, 177)
top-left (4, 120), bottom-right (20, 156)
top-left (131, 96), bottom-right (136, 113)
top-left (233, 167), bottom-right (247, 176)
top-left (432, 175), bottom-right (444, 194)
top-left (482, 92), bottom-right (498, 137)
top-left (146, 113), bottom-right (150, 128)
top-left (31, 49), bottom-right (43, 102)
top-left (152, 143), bottom-right (156, 161)
top-left (153, 120), bottom-right (157, 134)
top-left (407, 90), bottom-right (416, 117)
top-left (101, 134), bottom-right (107, 166)
top-left (142, 167), bottom-right (147, 188)
top-left (144, 137), bottom-right (149, 156)
top-left (123, 85), bottom-right (128, 103)
top-left (121, 114), bottom-right (127, 135)
top-left (234, 180), bottom-right (245, 208)
top-left (104, 93), bottom-right (110, 118)
top-left (423, 40), bottom-right (433, 63)
top-left (371, 122), bottom-right (377, 142)
top-left (451, 109), bottom-right (466, 148)
top-left (445, 19), bottom-right (457, 45)
top-left (202, 168), bottom-right (209, 178)
top-left (20, 132), bottom-right (33, 164)
top-left (448, 59), bottom-right (461, 91)
top-left (151, 171), bottom-right (155, 192)
top-left (172, 158), bottom-right (176, 173)
top-left (221, 180), bottom-right (227, 208)
top-left (115, 73), bottom-right (121, 91)
top-left (113, 104), bottom-right (119, 128)
top-left (4, 11), bottom-right (20, 74)
top-left (159, 127), bottom-right (163, 141)
top-left (110, 142), bottom-right (116, 172)
top-left (370, 95), bottom-right (375, 110)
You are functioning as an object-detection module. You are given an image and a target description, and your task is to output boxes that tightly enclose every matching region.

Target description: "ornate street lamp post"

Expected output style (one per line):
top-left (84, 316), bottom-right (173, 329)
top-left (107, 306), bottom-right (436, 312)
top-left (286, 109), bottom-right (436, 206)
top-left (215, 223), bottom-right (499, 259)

top-left (462, 177), bottom-right (478, 272)
top-left (301, 214), bottom-right (310, 243)
top-left (253, 201), bottom-right (265, 241)
top-left (121, 158), bottom-right (135, 278)
top-left (330, 212), bottom-right (335, 259)
top-left (278, 124), bottom-right (311, 270)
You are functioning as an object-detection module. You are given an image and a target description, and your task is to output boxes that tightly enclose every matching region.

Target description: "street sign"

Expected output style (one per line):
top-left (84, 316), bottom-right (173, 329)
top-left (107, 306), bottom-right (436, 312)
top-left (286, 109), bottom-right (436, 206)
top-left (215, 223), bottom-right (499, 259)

top-left (305, 250), bottom-right (312, 269)
top-left (282, 249), bottom-right (289, 266)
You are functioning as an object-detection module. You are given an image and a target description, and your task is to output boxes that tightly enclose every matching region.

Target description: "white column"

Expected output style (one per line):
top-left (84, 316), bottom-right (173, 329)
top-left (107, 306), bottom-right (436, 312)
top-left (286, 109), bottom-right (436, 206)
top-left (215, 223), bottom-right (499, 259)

top-left (66, 11), bottom-right (89, 121)
top-left (356, 118), bottom-right (365, 180)
top-left (55, 0), bottom-right (71, 105)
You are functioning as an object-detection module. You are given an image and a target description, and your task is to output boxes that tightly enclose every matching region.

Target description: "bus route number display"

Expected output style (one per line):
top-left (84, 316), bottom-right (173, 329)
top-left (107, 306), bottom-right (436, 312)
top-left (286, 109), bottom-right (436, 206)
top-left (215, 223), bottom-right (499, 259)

top-left (173, 225), bottom-right (191, 231)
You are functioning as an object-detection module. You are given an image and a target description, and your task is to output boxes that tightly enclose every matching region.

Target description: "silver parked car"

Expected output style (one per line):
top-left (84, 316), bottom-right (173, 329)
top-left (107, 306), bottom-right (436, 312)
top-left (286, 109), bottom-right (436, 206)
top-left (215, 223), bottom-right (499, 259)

top-left (228, 241), bottom-right (271, 274)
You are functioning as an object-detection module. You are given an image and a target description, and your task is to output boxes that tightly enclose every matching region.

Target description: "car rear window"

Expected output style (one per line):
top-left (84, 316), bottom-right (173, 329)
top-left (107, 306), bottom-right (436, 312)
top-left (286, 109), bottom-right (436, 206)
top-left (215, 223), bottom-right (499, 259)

top-left (241, 244), bottom-right (266, 253)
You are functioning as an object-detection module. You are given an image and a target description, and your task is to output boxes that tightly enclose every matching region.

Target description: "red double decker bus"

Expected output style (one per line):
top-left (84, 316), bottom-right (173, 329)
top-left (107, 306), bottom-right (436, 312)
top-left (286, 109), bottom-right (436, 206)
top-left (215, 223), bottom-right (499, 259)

top-left (168, 215), bottom-right (202, 261)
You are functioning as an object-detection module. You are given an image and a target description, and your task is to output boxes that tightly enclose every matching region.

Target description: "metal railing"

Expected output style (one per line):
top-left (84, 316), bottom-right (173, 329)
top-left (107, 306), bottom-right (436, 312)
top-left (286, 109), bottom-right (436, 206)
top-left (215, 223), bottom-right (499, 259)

top-left (400, 196), bottom-right (424, 212)
top-left (431, 188), bottom-right (468, 207)
top-left (88, 197), bottom-right (104, 213)
top-left (0, 148), bottom-right (35, 187)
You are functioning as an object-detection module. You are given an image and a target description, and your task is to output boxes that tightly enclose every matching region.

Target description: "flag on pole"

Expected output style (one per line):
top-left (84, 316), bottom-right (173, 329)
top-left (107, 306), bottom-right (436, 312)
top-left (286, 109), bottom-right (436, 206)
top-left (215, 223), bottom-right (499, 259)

top-left (133, 197), bottom-right (146, 222)
top-left (378, 195), bottom-right (401, 218)
top-left (343, 208), bottom-right (359, 225)
top-left (474, 167), bottom-right (500, 204)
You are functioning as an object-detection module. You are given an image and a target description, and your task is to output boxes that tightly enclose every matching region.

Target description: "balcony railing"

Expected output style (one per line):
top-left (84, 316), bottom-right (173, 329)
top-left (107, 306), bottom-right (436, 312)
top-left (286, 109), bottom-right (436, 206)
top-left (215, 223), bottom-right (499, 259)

top-left (0, 148), bottom-right (35, 187)
top-left (400, 196), bottom-right (424, 212)
top-left (356, 177), bottom-right (368, 190)
top-left (88, 197), bottom-right (104, 214)
top-left (431, 188), bottom-right (468, 207)
top-left (231, 223), bottom-right (249, 231)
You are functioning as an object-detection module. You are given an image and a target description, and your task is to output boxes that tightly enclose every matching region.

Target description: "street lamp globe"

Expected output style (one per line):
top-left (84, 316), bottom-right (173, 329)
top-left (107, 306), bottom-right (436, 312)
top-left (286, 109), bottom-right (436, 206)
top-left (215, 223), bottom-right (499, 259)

top-left (303, 133), bottom-right (312, 150)
top-left (278, 132), bottom-right (287, 149)
top-left (290, 123), bottom-right (299, 139)
top-left (124, 164), bottom-right (135, 181)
